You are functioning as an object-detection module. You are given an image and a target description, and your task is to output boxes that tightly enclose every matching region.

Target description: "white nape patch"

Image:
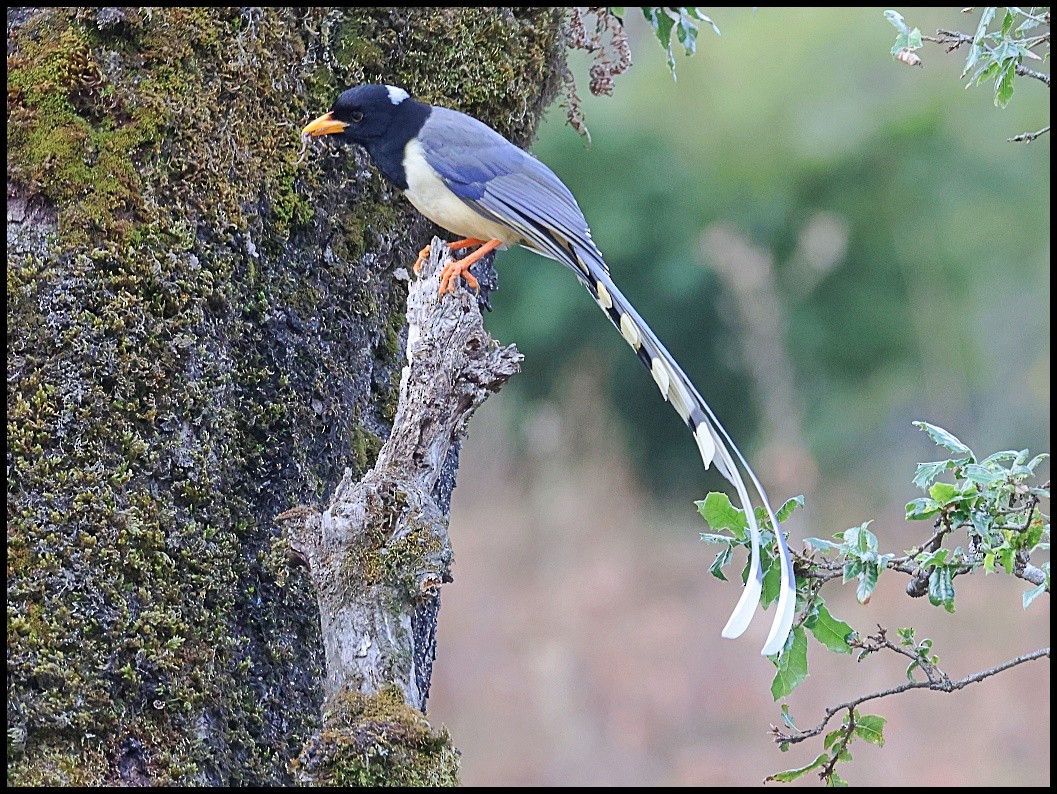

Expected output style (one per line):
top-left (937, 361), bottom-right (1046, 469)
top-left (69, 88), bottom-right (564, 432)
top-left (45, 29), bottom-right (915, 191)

top-left (595, 280), bottom-right (613, 310)
top-left (692, 425), bottom-right (716, 470)
top-left (619, 313), bottom-right (641, 349)
top-left (650, 358), bottom-right (670, 399)
top-left (386, 85), bottom-right (410, 105)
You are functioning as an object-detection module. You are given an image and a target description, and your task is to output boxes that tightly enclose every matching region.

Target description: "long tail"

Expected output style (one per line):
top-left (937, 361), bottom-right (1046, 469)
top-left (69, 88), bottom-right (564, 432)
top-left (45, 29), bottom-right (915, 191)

top-left (560, 243), bottom-right (796, 656)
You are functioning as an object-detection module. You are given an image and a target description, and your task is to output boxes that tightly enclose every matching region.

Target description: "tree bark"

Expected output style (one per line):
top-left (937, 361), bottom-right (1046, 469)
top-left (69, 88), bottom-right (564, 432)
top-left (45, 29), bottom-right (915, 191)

top-left (7, 7), bottom-right (564, 786)
top-left (282, 241), bottom-right (521, 785)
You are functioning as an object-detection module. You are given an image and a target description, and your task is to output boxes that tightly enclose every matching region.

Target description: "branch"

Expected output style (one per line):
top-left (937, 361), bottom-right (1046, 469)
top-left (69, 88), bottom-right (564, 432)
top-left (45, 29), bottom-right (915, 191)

top-left (1015, 63), bottom-right (1052, 88)
top-left (924, 28), bottom-right (1052, 88)
top-left (282, 237), bottom-right (520, 704)
top-left (1009, 124), bottom-right (1050, 143)
top-left (773, 634), bottom-right (1050, 745)
top-left (278, 239), bottom-right (521, 784)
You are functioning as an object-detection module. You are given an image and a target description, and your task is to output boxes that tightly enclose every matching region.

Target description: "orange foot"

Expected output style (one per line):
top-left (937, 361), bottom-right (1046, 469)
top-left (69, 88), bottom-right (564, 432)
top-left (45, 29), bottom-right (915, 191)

top-left (417, 238), bottom-right (503, 296)
top-left (413, 238), bottom-right (485, 276)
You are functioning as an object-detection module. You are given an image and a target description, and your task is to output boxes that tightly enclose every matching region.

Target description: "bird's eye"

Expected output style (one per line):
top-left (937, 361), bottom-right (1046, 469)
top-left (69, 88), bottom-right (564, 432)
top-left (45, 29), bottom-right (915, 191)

top-left (350, 111), bottom-right (364, 123)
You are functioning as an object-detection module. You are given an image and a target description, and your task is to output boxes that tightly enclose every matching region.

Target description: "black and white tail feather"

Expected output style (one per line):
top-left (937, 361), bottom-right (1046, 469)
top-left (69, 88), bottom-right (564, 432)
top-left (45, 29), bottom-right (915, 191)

top-left (563, 241), bottom-right (796, 656)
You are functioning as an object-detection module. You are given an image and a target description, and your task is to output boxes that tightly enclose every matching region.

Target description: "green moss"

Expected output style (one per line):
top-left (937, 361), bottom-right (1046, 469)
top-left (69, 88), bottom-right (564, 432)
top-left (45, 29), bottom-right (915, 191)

top-left (4, 741), bottom-right (109, 787)
top-left (295, 687), bottom-right (459, 787)
top-left (349, 420), bottom-right (384, 475)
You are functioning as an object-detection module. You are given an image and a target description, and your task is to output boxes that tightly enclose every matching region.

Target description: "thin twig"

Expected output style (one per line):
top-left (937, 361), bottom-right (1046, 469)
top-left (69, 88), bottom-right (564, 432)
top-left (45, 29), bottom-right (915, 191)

top-left (817, 708), bottom-right (856, 781)
top-left (1015, 64), bottom-right (1051, 88)
top-left (1009, 124), bottom-right (1051, 142)
top-left (773, 644), bottom-right (1050, 745)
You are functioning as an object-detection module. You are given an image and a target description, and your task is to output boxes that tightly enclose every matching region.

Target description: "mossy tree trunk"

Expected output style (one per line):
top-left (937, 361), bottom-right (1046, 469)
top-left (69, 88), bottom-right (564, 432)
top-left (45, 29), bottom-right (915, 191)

top-left (7, 7), bottom-right (564, 786)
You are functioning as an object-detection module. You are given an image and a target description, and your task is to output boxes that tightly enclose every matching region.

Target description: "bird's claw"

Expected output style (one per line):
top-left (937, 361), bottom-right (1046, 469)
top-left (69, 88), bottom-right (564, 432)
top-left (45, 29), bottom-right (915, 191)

top-left (412, 244), bottom-right (432, 276)
top-left (437, 258), bottom-right (480, 296)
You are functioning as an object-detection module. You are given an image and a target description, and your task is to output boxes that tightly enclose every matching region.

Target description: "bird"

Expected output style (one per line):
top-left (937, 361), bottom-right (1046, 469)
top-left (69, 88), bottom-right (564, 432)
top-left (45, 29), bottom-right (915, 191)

top-left (302, 84), bottom-right (796, 656)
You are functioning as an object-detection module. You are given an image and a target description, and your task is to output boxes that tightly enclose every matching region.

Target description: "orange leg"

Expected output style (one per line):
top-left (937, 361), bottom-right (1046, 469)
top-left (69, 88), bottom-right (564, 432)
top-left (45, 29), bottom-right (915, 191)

top-left (413, 237), bottom-right (487, 275)
top-left (438, 238), bottom-right (502, 295)
top-left (412, 244), bottom-right (432, 275)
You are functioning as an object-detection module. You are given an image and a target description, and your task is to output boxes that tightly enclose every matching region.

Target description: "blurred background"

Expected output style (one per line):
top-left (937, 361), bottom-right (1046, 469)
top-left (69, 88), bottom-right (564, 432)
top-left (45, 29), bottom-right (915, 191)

top-left (427, 8), bottom-right (1049, 786)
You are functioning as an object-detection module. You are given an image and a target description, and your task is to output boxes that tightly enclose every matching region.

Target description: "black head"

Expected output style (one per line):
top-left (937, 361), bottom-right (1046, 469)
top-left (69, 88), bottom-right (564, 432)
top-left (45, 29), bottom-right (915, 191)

top-left (302, 84), bottom-right (425, 147)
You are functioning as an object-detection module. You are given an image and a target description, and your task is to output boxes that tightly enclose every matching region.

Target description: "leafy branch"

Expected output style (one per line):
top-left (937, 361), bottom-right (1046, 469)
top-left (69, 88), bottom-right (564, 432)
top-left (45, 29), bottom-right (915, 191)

top-left (884, 7), bottom-right (1051, 140)
top-left (698, 421), bottom-right (1049, 784)
top-left (767, 627), bottom-right (1049, 785)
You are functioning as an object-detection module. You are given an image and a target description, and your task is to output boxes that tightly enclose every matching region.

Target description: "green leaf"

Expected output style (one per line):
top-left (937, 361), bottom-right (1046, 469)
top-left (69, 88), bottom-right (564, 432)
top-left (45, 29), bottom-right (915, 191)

top-left (770, 626), bottom-right (809, 700)
top-left (809, 603), bottom-right (854, 654)
top-left (856, 563), bottom-right (880, 604)
top-left (962, 42), bottom-right (983, 77)
top-left (776, 494), bottom-right (806, 523)
top-left (929, 482), bottom-right (959, 505)
top-left (709, 545), bottom-right (732, 581)
top-left (854, 714), bottom-right (887, 746)
top-left (767, 753), bottom-right (829, 783)
top-left (780, 703), bottom-right (798, 731)
top-left (823, 727), bottom-right (845, 750)
top-left (996, 546), bottom-right (1016, 574)
top-left (1016, 13), bottom-right (1042, 33)
top-left (991, 40), bottom-right (1023, 61)
top-left (982, 450), bottom-right (1021, 464)
top-left (883, 9), bottom-right (909, 34)
top-left (970, 509), bottom-right (995, 538)
top-left (973, 6), bottom-right (998, 45)
top-left (843, 558), bottom-right (863, 583)
top-left (927, 566), bottom-right (956, 612)
top-left (915, 548), bottom-right (950, 568)
top-left (761, 545), bottom-right (782, 608)
top-left (962, 463), bottom-right (1000, 487)
top-left (675, 13), bottom-right (698, 55)
top-left (1001, 8), bottom-right (1015, 37)
top-left (649, 9), bottom-right (678, 71)
top-left (962, 6), bottom-right (997, 78)
top-left (1025, 453), bottom-right (1050, 472)
top-left (906, 497), bottom-right (941, 520)
top-left (696, 492), bottom-right (748, 538)
top-left (970, 59), bottom-right (1003, 88)
top-left (687, 8), bottom-right (720, 36)
top-left (906, 659), bottom-right (921, 681)
top-left (913, 421), bottom-right (973, 459)
top-left (983, 551), bottom-right (996, 574)
top-left (913, 460), bottom-right (952, 490)
top-left (995, 60), bottom-right (1016, 108)
top-left (828, 772), bottom-right (850, 787)
top-left (907, 28), bottom-right (923, 49)
top-left (843, 521), bottom-right (877, 555)
top-left (1023, 582), bottom-right (1046, 609)
top-left (805, 536), bottom-right (843, 552)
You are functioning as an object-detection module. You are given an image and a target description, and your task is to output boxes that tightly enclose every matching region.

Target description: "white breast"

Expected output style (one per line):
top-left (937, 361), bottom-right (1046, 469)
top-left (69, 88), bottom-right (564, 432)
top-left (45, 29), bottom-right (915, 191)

top-left (402, 138), bottom-right (520, 244)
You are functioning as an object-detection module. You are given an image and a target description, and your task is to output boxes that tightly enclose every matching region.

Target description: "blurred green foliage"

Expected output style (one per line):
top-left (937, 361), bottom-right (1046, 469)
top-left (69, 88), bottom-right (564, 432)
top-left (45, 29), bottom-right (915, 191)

top-left (483, 8), bottom-right (1049, 505)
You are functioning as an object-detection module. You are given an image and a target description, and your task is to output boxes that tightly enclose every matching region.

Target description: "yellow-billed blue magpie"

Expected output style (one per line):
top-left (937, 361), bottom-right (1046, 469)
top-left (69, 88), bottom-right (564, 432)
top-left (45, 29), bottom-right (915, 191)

top-left (303, 84), bottom-right (796, 655)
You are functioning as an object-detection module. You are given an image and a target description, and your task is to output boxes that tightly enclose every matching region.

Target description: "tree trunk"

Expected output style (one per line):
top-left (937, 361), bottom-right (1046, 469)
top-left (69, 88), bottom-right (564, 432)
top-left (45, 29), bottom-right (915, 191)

top-left (7, 7), bottom-right (564, 786)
